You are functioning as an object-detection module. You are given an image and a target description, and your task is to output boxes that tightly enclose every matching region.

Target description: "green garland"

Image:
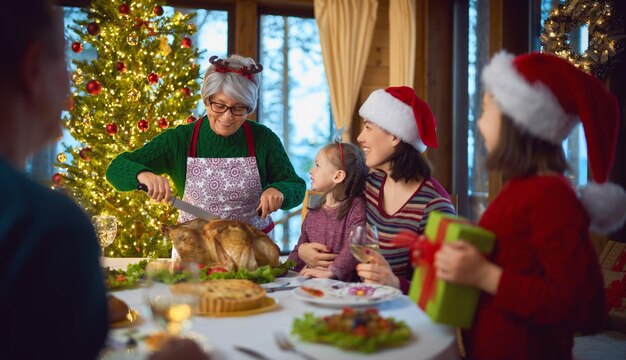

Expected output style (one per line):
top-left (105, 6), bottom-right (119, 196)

top-left (540, 0), bottom-right (624, 78)
top-left (104, 260), bottom-right (296, 291)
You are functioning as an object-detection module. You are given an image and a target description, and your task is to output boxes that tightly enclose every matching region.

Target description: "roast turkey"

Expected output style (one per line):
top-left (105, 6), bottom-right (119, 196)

top-left (162, 218), bottom-right (280, 271)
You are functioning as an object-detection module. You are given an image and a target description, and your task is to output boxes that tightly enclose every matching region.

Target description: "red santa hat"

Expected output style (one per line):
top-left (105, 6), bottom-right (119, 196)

top-left (358, 86), bottom-right (438, 152)
top-left (482, 51), bottom-right (625, 234)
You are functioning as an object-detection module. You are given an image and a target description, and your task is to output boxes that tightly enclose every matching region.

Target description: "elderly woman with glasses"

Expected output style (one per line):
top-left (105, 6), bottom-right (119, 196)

top-left (106, 54), bottom-right (305, 255)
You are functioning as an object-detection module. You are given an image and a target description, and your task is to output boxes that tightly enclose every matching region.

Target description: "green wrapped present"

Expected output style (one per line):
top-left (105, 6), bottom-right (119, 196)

top-left (404, 211), bottom-right (495, 328)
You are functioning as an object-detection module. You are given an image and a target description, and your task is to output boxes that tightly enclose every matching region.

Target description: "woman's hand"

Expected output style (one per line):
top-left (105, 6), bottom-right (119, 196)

top-left (356, 250), bottom-right (400, 289)
top-left (435, 240), bottom-right (502, 294)
top-left (137, 171), bottom-right (172, 203)
top-left (257, 187), bottom-right (284, 219)
top-left (300, 267), bottom-right (334, 279)
top-left (298, 242), bottom-right (337, 268)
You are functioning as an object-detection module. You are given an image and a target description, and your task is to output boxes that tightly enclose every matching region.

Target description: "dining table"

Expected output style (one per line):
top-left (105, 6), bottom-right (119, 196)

top-left (101, 258), bottom-right (460, 360)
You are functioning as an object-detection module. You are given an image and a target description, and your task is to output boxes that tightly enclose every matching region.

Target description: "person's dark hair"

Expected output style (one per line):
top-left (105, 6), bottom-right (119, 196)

top-left (310, 142), bottom-right (369, 219)
top-left (387, 141), bottom-right (432, 182)
top-left (2, 0), bottom-right (58, 83)
top-left (486, 114), bottom-right (568, 179)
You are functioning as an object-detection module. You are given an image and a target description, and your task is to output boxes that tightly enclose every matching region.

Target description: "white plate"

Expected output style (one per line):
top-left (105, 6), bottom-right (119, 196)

top-left (292, 278), bottom-right (402, 307)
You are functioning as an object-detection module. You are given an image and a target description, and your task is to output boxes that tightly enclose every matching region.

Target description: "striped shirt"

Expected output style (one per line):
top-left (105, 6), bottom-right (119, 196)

top-left (365, 170), bottom-right (456, 280)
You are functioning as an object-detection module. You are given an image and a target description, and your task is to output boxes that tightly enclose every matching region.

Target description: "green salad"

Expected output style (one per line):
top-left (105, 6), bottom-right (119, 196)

top-left (292, 308), bottom-right (411, 353)
top-left (104, 260), bottom-right (148, 290)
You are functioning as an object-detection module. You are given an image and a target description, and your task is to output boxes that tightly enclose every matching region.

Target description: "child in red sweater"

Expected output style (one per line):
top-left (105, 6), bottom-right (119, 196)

top-left (435, 52), bottom-right (626, 359)
top-left (288, 142), bottom-right (369, 281)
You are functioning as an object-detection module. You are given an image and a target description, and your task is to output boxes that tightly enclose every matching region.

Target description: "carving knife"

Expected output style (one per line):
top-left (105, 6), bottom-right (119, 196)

top-left (137, 183), bottom-right (220, 221)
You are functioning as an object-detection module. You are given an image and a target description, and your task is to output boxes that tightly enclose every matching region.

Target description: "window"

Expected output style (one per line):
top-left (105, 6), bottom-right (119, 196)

top-left (538, 0), bottom-right (588, 187)
top-left (258, 14), bottom-right (332, 253)
top-left (465, 0), bottom-right (491, 221)
top-left (461, 0), bottom-right (588, 222)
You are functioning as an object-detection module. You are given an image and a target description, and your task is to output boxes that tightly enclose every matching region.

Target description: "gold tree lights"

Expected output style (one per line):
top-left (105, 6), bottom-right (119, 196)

top-left (55, 0), bottom-right (201, 257)
top-left (540, 0), bottom-right (624, 78)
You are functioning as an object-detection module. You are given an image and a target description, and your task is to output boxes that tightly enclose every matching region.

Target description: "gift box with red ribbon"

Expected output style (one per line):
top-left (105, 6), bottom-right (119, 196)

top-left (600, 241), bottom-right (626, 332)
top-left (394, 211), bottom-right (495, 328)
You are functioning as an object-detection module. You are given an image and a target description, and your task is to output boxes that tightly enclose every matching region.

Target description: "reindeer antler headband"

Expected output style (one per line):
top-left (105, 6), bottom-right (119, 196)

top-left (209, 55), bottom-right (263, 81)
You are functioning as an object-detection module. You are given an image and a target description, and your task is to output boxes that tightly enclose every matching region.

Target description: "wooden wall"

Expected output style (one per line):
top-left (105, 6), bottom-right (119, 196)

top-left (605, 0), bottom-right (626, 243)
top-left (351, 0), bottom-right (390, 141)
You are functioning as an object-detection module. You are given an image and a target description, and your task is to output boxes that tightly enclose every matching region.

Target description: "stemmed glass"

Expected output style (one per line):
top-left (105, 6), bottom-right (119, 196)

top-left (92, 215), bottom-right (117, 255)
top-left (349, 224), bottom-right (379, 263)
top-left (144, 261), bottom-right (200, 337)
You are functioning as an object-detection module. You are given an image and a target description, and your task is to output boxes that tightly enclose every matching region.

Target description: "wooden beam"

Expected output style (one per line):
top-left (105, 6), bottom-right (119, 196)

top-left (606, 1), bottom-right (626, 241)
top-left (423, 0), bottom-right (454, 194)
top-left (413, 0), bottom-right (427, 99)
top-left (235, 0), bottom-right (258, 59)
top-left (487, 0), bottom-right (530, 201)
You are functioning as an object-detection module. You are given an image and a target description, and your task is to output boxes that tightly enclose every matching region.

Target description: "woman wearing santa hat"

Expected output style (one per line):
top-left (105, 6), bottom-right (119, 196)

top-left (434, 51), bottom-right (625, 360)
top-left (355, 86), bottom-right (457, 292)
top-left (299, 87), bottom-right (455, 291)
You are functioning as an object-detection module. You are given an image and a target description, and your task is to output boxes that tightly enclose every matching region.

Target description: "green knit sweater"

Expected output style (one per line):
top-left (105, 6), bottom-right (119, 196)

top-left (105, 118), bottom-right (306, 210)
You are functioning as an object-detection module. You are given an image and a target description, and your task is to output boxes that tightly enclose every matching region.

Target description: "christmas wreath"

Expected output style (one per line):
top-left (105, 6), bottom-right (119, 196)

top-left (540, 0), bottom-right (624, 78)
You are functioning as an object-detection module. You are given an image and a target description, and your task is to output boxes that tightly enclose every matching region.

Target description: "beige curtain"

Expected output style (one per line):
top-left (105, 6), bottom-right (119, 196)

top-left (389, 0), bottom-right (416, 87)
top-left (315, 0), bottom-right (378, 141)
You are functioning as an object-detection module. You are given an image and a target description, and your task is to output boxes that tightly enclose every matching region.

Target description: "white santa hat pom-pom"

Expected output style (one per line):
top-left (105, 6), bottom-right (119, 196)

top-left (579, 182), bottom-right (626, 234)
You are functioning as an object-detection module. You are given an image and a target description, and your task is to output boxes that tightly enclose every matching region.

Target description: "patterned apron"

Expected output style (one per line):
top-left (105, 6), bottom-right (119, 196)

top-left (172, 118), bottom-right (274, 258)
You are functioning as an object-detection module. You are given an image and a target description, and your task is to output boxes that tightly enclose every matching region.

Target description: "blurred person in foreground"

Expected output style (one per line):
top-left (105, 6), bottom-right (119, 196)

top-left (0, 1), bottom-right (208, 359)
top-left (0, 0), bottom-right (107, 359)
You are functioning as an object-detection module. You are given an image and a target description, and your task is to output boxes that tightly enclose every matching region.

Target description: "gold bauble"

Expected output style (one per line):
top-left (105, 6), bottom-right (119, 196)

top-left (159, 36), bottom-right (172, 56)
top-left (127, 34), bottom-right (139, 46)
top-left (56, 153), bottom-right (67, 163)
top-left (71, 71), bottom-right (84, 85)
top-left (128, 88), bottom-right (141, 102)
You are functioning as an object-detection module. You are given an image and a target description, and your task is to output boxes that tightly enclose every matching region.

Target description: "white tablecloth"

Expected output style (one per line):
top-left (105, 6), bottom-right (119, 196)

top-left (102, 259), bottom-right (459, 360)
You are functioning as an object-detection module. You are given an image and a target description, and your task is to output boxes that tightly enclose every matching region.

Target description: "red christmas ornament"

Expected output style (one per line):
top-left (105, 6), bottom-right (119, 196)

top-left (52, 173), bottom-right (63, 185)
top-left (137, 119), bottom-right (149, 132)
top-left (181, 37), bottom-right (192, 48)
top-left (79, 147), bottom-right (93, 161)
top-left (106, 123), bottom-right (118, 135)
top-left (116, 61), bottom-right (127, 72)
top-left (65, 97), bottom-right (74, 111)
top-left (186, 116), bottom-right (197, 124)
top-left (119, 3), bottom-right (130, 15)
top-left (147, 72), bottom-right (159, 85)
top-left (180, 87), bottom-right (191, 97)
top-left (71, 42), bottom-right (83, 53)
top-left (157, 118), bottom-right (169, 129)
top-left (87, 22), bottom-right (101, 36)
top-left (153, 5), bottom-right (164, 16)
top-left (86, 80), bottom-right (102, 95)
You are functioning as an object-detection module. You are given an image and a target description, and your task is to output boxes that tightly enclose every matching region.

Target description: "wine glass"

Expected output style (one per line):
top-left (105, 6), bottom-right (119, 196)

top-left (92, 215), bottom-right (117, 255)
top-left (349, 224), bottom-right (379, 263)
top-left (144, 261), bottom-right (200, 337)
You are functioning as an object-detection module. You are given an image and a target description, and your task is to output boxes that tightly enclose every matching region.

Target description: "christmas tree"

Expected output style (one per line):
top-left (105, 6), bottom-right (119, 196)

top-left (55, 0), bottom-right (201, 257)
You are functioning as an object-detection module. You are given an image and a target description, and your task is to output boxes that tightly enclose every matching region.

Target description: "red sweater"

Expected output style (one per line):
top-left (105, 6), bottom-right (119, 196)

top-left (465, 175), bottom-right (606, 360)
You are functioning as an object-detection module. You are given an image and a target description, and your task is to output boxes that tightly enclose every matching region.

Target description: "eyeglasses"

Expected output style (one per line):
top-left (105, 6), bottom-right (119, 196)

top-left (207, 101), bottom-right (249, 116)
